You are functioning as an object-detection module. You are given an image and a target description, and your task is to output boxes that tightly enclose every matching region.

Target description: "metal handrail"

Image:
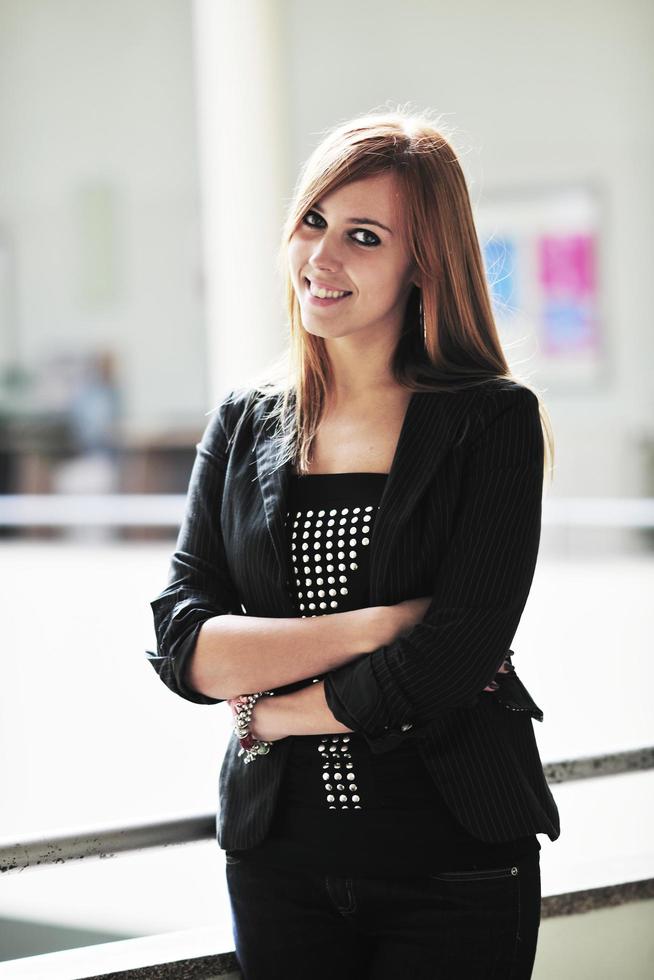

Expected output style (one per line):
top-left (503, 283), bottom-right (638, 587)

top-left (1, 746), bottom-right (651, 875)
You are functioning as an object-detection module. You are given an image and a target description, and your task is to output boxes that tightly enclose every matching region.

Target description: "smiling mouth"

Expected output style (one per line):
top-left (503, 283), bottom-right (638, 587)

top-left (304, 277), bottom-right (353, 300)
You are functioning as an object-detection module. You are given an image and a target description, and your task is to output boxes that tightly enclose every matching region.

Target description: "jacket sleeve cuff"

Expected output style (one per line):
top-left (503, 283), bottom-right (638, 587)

top-left (323, 651), bottom-right (418, 755)
top-left (147, 591), bottom-right (225, 705)
top-left (171, 620), bottom-right (223, 704)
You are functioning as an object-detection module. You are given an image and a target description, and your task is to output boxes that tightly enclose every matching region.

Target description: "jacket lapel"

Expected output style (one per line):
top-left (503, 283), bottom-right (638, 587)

top-left (367, 390), bottom-right (463, 604)
top-left (251, 399), bottom-right (295, 611)
top-left (252, 388), bottom-right (470, 609)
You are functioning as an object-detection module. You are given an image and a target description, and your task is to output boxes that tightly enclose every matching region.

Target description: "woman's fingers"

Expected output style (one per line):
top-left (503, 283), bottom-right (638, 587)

top-left (483, 657), bottom-right (512, 692)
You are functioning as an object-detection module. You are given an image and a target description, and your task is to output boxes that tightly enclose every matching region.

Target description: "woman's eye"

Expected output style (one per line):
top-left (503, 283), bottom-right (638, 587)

top-left (351, 229), bottom-right (380, 246)
top-left (303, 210), bottom-right (323, 228)
top-left (302, 211), bottom-right (380, 247)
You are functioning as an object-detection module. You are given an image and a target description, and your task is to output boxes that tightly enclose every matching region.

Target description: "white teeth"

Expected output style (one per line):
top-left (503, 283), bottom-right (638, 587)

top-left (308, 280), bottom-right (350, 300)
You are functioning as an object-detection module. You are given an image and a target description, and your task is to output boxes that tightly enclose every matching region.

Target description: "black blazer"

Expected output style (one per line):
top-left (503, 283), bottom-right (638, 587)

top-left (147, 377), bottom-right (561, 851)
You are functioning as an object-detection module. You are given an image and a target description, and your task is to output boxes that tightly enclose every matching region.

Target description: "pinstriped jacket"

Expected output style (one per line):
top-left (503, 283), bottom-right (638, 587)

top-left (146, 377), bottom-right (561, 851)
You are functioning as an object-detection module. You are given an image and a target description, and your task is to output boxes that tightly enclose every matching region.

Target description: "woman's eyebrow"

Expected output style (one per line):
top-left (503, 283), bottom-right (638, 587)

top-left (312, 202), bottom-right (394, 235)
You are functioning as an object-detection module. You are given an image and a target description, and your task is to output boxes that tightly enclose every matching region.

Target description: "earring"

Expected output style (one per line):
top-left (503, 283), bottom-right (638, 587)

top-left (419, 291), bottom-right (425, 339)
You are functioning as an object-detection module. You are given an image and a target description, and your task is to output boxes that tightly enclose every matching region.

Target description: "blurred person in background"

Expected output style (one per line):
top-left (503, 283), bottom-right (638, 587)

top-left (67, 350), bottom-right (120, 462)
top-left (52, 350), bottom-right (121, 539)
top-left (148, 108), bottom-right (560, 979)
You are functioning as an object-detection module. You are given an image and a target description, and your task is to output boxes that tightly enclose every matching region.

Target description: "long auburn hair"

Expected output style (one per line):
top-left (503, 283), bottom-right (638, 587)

top-left (231, 107), bottom-right (554, 486)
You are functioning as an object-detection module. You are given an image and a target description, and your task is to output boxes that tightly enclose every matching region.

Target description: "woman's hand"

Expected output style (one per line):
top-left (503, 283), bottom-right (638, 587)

top-left (483, 656), bottom-right (512, 692)
top-left (227, 695), bottom-right (286, 743)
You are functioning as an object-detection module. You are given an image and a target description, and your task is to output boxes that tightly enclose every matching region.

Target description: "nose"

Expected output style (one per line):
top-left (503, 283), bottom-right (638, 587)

top-left (309, 231), bottom-right (343, 270)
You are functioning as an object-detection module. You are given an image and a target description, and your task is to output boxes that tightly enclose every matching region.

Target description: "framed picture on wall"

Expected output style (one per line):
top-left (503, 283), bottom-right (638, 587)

top-left (0, 228), bottom-right (17, 373)
top-left (474, 181), bottom-right (607, 392)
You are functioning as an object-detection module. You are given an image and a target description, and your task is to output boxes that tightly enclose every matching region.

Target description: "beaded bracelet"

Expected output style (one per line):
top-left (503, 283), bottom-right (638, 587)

top-left (231, 691), bottom-right (276, 765)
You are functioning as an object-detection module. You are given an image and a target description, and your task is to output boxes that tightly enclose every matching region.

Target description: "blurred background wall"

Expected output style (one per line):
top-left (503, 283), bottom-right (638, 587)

top-left (0, 0), bottom-right (651, 498)
top-left (0, 0), bottom-right (207, 427)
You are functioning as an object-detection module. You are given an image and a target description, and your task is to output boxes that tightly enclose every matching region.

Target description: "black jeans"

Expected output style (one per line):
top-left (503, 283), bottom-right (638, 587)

top-left (225, 848), bottom-right (541, 979)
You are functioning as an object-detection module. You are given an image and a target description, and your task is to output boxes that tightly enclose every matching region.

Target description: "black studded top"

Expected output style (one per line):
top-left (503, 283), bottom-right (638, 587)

top-left (240, 472), bottom-right (539, 877)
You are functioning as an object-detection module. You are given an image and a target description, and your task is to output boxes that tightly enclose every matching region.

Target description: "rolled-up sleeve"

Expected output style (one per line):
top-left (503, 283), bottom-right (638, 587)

top-left (146, 392), bottom-right (244, 705)
top-left (323, 386), bottom-right (545, 752)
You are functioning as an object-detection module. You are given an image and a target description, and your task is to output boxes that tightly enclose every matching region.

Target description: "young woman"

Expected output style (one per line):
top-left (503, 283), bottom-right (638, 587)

top-left (148, 108), bottom-right (560, 979)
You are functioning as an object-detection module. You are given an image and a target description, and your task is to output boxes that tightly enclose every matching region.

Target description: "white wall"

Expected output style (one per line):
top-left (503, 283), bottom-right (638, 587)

top-left (279, 0), bottom-right (654, 497)
top-left (1, 0), bottom-right (652, 495)
top-left (0, 0), bottom-right (207, 429)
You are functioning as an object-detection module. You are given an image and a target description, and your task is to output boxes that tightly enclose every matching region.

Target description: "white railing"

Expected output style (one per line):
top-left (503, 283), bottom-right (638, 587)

top-left (0, 495), bottom-right (653, 527)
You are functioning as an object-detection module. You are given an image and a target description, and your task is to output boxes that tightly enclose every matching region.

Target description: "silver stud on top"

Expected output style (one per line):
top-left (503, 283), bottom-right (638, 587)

top-left (286, 495), bottom-right (384, 810)
top-left (319, 735), bottom-right (362, 808)
top-left (289, 502), bottom-right (372, 617)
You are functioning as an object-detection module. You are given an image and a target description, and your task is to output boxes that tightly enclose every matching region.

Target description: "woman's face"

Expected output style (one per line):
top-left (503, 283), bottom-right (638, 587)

top-left (288, 171), bottom-right (418, 343)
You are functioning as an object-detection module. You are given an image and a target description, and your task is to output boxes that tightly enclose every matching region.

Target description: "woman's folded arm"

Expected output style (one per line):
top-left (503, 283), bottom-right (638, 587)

top-left (187, 605), bottom-right (387, 701)
top-left (146, 389), bottom-right (392, 705)
top-left (323, 385), bottom-right (545, 752)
